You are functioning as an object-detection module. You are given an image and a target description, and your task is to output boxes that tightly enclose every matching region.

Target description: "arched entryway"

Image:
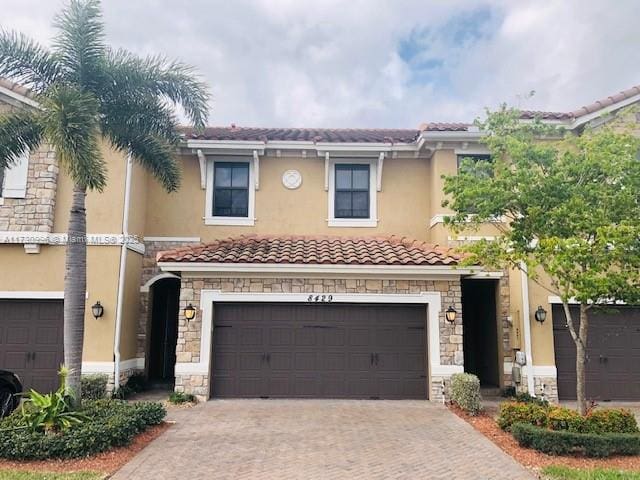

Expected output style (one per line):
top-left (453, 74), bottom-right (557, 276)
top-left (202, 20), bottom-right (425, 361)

top-left (148, 277), bottom-right (180, 385)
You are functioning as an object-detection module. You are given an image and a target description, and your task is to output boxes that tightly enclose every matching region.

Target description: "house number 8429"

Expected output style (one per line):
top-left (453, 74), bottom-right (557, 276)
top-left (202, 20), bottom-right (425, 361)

top-left (308, 294), bottom-right (333, 303)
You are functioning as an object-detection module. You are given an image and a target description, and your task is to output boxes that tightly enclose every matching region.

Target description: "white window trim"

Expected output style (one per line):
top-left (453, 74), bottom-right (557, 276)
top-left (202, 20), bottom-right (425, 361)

top-left (327, 158), bottom-right (378, 228)
top-left (204, 157), bottom-right (255, 226)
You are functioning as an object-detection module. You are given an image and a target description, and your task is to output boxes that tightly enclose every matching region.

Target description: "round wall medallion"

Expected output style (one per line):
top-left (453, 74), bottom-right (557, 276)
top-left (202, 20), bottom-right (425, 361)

top-left (282, 169), bottom-right (302, 189)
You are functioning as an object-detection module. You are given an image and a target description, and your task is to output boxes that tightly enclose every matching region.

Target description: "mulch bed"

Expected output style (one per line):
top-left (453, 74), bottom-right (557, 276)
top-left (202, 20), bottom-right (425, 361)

top-left (449, 404), bottom-right (640, 472)
top-left (0, 422), bottom-right (171, 474)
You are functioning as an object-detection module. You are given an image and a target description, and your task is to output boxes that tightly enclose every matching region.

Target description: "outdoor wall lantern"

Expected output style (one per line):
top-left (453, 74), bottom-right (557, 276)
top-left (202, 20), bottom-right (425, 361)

top-left (445, 305), bottom-right (457, 323)
top-left (91, 301), bottom-right (104, 320)
top-left (184, 303), bottom-right (197, 321)
top-left (534, 305), bottom-right (547, 324)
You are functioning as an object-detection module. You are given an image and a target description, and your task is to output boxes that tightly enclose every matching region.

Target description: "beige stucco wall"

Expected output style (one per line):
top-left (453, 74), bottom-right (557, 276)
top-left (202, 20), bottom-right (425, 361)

top-left (144, 153), bottom-right (434, 240)
top-left (0, 244), bottom-right (120, 362)
top-left (118, 250), bottom-right (144, 361)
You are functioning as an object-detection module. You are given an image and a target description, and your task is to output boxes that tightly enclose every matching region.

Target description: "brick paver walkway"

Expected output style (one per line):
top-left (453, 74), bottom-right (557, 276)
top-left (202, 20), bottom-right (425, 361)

top-left (113, 400), bottom-right (535, 480)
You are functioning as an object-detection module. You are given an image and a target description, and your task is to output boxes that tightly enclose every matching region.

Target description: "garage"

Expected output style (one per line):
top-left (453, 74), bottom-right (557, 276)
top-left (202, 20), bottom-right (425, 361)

top-left (211, 303), bottom-right (428, 399)
top-left (553, 304), bottom-right (640, 401)
top-left (0, 299), bottom-right (64, 393)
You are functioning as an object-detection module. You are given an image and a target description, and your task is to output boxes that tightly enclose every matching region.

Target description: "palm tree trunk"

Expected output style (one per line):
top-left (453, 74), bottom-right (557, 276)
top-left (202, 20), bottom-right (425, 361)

top-left (575, 303), bottom-right (589, 415)
top-left (64, 183), bottom-right (87, 407)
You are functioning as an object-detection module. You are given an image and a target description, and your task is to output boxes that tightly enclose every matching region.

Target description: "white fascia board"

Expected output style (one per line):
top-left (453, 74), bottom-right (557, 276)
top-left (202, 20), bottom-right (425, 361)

top-left (419, 131), bottom-right (485, 142)
top-left (569, 93), bottom-right (640, 129)
top-left (158, 261), bottom-right (479, 278)
top-left (0, 85), bottom-right (40, 108)
top-left (143, 236), bottom-right (201, 242)
top-left (186, 140), bottom-right (266, 152)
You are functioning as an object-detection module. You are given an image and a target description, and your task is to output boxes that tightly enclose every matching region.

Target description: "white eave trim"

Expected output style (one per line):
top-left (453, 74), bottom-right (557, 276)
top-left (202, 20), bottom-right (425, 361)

top-left (0, 84), bottom-right (40, 108)
top-left (158, 261), bottom-right (478, 278)
top-left (0, 291), bottom-right (64, 299)
top-left (570, 92), bottom-right (640, 129)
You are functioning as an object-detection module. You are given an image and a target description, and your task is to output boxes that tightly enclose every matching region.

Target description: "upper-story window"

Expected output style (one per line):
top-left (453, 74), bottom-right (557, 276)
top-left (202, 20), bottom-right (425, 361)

top-left (205, 158), bottom-right (255, 226)
top-left (328, 159), bottom-right (377, 228)
top-left (213, 162), bottom-right (249, 217)
top-left (335, 164), bottom-right (369, 219)
top-left (456, 154), bottom-right (493, 178)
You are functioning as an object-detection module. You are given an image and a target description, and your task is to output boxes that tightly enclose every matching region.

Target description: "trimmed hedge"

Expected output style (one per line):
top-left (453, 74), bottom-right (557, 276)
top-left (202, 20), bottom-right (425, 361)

top-left (80, 374), bottom-right (108, 400)
top-left (0, 400), bottom-right (165, 460)
top-left (450, 373), bottom-right (482, 415)
top-left (511, 422), bottom-right (640, 458)
top-left (497, 402), bottom-right (639, 435)
top-left (497, 401), bottom-right (549, 430)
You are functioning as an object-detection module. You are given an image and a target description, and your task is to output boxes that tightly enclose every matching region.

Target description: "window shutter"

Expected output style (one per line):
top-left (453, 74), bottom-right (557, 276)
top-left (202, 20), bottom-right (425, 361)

top-left (2, 149), bottom-right (29, 198)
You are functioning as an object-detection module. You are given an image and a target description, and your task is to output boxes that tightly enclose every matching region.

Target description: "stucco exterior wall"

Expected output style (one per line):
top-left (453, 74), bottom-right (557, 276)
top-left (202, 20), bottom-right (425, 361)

top-left (119, 250), bottom-right (144, 362)
top-left (0, 244), bottom-right (120, 362)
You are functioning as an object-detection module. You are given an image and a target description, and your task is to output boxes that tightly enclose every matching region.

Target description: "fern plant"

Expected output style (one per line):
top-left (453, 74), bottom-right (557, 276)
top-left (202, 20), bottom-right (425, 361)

top-left (21, 366), bottom-right (88, 433)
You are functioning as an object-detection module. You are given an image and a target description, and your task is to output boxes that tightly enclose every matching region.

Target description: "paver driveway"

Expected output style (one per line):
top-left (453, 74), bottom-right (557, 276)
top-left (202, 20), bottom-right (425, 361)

top-left (113, 400), bottom-right (535, 480)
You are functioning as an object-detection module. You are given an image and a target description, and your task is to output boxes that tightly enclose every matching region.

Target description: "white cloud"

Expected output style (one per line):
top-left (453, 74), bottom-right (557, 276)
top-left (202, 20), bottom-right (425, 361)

top-left (0, 0), bottom-right (638, 127)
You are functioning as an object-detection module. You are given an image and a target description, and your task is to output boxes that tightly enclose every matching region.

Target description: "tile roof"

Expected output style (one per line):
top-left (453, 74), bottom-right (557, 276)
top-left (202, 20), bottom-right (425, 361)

top-left (420, 122), bottom-right (471, 131)
top-left (181, 127), bottom-right (421, 143)
top-left (156, 235), bottom-right (463, 266)
top-left (0, 78), bottom-right (35, 99)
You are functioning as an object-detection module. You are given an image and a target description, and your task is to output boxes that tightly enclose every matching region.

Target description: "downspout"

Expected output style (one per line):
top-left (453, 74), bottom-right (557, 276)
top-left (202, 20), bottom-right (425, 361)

top-left (520, 263), bottom-right (536, 396)
top-left (113, 152), bottom-right (133, 390)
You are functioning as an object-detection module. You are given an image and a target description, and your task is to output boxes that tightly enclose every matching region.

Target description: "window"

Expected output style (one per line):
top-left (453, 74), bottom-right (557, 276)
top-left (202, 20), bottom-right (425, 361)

top-left (457, 154), bottom-right (493, 178)
top-left (205, 158), bottom-right (255, 226)
top-left (335, 164), bottom-right (369, 218)
top-left (213, 162), bottom-right (249, 217)
top-left (327, 160), bottom-right (377, 227)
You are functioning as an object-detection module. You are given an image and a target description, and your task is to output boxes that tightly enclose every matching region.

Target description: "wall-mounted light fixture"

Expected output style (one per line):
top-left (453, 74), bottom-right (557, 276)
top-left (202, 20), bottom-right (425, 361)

top-left (534, 305), bottom-right (547, 324)
top-left (91, 301), bottom-right (104, 320)
top-left (184, 303), bottom-right (197, 321)
top-left (445, 305), bottom-right (457, 323)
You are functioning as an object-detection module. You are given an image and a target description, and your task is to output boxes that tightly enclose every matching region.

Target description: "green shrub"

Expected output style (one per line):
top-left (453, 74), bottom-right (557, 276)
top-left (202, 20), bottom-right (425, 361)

top-left (449, 373), bottom-right (482, 415)
top-left (511, 422), bottom-right (640, 458)
top-left (548, 407), bottom-right (586, 433)
top-left (168, 392), bottom-right (197, 405)
top-left (0, 400), bottom-right (165, 460)
top-left (512, 391), bottom-right (549, 407)
top-left (111, 372), bottom-right (147, 400)
top-left (497, 401), bottom-right (549, 430)
top-left (21, 367), bottom-right (87, 434)
top-left (585, 409), bottom-right (639, 434)
top-left (81, 374), bottom-right (108, 400)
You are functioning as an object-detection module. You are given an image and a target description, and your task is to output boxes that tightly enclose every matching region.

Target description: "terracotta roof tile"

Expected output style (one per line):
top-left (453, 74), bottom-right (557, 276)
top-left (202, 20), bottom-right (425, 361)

top-left (180, 127), bottom-right (421, 143)
top-left (156, 235), bottom-right (463, 266)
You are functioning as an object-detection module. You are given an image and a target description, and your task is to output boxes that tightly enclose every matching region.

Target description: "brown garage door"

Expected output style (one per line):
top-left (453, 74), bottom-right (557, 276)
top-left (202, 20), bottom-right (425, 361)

top-left (553, 305), bottom-right (640, 401)
top-left (0, 300), bottom-right (64, 393)
top-left (211, 303), bottom-right (427, 399)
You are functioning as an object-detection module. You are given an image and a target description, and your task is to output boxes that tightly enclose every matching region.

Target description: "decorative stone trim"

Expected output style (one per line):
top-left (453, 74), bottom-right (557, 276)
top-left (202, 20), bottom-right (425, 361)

top-left (175, 276), bottom-right (463, 402)
top-left (0, 145), bottom-right (57, 233)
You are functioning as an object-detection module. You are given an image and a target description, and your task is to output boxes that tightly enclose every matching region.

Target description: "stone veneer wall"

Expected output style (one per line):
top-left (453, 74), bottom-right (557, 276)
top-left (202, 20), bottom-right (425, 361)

top-left (0, 146), bottom-right (58, 232)
top-left (518, 374), bottom-right (559, 403)
top-left (175, 277), bottom-right (463, 402)
top-left (136, 240), bottom-right (198, 360)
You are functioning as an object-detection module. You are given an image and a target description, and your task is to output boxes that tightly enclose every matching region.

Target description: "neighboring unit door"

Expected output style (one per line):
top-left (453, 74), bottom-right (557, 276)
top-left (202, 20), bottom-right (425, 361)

top-left (0, 300), bottom-right (64, 393)
top-left (553, 305), bottom-right (640, 401)
top-left (211, 303), bottom-right (427, 399)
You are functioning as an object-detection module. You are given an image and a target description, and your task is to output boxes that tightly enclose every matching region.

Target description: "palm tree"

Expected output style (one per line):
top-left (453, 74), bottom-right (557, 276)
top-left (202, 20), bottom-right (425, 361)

top-left (0, 0), bottom-right (209, 404)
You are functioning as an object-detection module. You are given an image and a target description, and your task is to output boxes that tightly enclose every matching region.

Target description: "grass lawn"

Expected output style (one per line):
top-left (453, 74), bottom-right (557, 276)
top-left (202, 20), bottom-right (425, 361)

top-left (543, 466), bottom-right (640, 480)
top-left (0, 472), bottom-right (104, 480)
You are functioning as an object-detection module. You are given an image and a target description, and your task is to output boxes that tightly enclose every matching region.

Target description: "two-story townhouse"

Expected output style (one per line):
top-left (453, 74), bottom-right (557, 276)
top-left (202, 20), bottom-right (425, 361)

top-left (1, 78), bottom-right (638, 402)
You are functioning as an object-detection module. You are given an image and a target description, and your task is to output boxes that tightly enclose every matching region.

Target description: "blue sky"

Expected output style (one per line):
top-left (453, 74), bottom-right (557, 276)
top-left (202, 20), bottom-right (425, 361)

top-left (1, 0), bottom-right (638, 128)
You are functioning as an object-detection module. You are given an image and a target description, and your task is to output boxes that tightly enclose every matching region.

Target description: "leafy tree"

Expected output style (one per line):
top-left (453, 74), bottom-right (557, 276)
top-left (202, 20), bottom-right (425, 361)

top-left (0, 0), bottom-right (209, 404)
top-left (443, 107), bottom-right (640, 415)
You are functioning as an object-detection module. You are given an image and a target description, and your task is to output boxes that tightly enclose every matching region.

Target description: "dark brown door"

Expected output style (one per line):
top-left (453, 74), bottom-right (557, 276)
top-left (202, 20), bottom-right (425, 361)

top-left (211, 303), bottom-right (427, 399)
top-left (0, 300), bottom-right (64, 393)
top-left (553, 305), bottom-right (640, 401)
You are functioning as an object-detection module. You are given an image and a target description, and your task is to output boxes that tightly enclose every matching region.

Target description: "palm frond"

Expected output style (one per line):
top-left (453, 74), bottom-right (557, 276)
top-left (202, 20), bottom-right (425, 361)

top-left (41, 84), bottom-right (106, 190)
top-left (0, 110), bottom-right (44, 169)
top-left (0, 30), bottom-right (62, 92)
top-left (106, 129), bottom-right (180, 192)
top-left (52, 0), bottom-right (106, 88)
top-left (100, 91), bottom-right (181, 143)
top-left (106, 49), bottom-right (209, 129)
